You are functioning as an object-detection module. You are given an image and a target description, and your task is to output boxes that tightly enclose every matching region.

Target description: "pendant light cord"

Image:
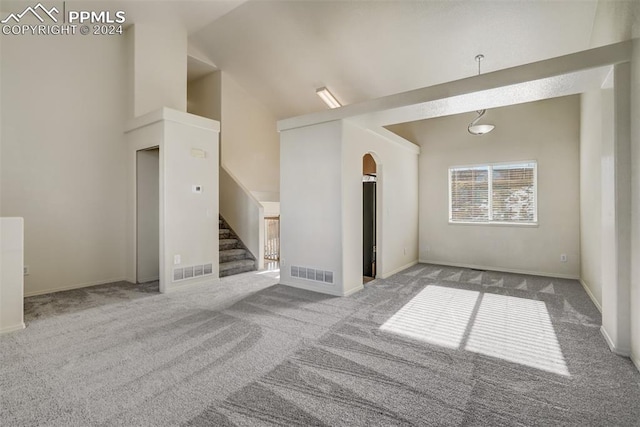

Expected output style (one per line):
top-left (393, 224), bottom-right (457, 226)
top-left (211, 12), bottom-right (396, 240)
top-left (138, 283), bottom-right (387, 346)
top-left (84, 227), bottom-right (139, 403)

top-left (468, 54), bottom-right (495, 135)
top-left (475, 54), bottom-right (484, 76)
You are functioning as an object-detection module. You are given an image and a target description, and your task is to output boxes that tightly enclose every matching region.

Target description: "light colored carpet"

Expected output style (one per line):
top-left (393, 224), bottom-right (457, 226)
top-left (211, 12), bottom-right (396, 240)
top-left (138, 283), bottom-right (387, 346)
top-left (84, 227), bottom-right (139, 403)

top-left (1, 264), bottom-right (639, 426)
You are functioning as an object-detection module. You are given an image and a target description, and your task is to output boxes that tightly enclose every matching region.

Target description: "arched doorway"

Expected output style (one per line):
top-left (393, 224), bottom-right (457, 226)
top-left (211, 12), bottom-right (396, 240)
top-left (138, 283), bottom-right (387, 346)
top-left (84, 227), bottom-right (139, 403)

top-left (363, 153), bottom-right (377, 283)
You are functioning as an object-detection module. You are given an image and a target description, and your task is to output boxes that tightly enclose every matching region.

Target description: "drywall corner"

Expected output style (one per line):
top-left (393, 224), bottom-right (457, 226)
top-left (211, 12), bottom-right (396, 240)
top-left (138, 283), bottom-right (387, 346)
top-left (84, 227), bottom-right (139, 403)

top-left (0, 218), bottom-right (25, 334)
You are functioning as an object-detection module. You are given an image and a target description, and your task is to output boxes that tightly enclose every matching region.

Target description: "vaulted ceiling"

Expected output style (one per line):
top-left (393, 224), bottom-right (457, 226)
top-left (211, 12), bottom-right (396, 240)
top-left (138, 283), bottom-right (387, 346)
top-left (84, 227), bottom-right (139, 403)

top-left (189, 0), bottom-right (600, 120)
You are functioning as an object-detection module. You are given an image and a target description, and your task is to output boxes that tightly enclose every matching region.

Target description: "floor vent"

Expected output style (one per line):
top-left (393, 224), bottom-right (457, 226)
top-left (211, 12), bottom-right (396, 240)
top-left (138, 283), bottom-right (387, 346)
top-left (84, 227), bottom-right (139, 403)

top-left (291, 266), bottom-right (333, 284)
top-left (173, 263), bottom-right (215, 282)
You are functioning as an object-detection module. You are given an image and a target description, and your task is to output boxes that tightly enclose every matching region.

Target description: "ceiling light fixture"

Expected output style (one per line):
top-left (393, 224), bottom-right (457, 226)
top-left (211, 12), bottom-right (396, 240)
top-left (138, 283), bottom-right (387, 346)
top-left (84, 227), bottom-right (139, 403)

top-left (468, 54), bottom-right (495, 136)
top-left (316, 87), bottom-right (341, 109)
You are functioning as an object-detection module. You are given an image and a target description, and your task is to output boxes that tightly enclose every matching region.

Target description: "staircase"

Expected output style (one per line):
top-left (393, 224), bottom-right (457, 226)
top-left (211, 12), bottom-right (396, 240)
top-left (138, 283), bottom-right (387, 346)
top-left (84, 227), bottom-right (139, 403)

top-left (219, 217), bottom-right (257, 277)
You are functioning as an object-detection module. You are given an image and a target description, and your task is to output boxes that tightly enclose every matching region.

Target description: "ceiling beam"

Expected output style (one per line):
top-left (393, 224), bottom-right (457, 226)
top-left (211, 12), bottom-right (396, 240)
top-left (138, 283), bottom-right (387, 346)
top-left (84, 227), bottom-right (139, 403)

top-left (277, 40), bottom-right (631, 132)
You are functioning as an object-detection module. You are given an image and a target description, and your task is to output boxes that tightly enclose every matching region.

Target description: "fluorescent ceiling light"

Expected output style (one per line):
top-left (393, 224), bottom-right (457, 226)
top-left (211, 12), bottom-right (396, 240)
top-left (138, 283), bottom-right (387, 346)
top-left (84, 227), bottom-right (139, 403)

top-left (316, 87), bottom-right (341, 109)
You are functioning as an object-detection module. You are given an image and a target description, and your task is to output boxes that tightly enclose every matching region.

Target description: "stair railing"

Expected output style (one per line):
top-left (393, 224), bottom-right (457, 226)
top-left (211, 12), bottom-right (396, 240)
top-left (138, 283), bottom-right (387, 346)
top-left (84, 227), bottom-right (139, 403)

top-left (264, 216), bottom-right (280, 261)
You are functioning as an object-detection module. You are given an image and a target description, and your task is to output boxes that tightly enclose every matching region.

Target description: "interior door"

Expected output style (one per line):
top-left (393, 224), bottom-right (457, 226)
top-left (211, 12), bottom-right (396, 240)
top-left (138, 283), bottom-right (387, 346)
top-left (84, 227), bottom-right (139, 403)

top-left (363, 181), bottom-right (376, 278)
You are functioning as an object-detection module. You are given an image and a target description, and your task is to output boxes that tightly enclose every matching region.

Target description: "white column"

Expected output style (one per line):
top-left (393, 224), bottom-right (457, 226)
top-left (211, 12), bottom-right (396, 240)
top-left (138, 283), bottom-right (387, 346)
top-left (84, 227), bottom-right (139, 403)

top-left (125, 109), bottom-right (219, 293)
top-left (601, 62), bottom-right (632, 355)
top-left (629, 37), bottom-right (640, 371)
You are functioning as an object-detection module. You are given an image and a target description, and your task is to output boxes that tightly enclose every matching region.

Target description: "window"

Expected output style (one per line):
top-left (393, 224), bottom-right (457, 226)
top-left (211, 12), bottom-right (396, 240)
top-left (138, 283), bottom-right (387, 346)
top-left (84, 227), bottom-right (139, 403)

top-left (449, 162), bottom-right (537, 224)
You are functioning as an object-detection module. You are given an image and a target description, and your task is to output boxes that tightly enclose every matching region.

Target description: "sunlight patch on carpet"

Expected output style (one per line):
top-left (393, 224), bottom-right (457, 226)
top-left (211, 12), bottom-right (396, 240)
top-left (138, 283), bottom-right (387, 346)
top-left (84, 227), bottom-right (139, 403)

top-left (380, 285), bottom-right (569, 376)
top-left (465, 293), bottom-right (569, 376)
top-left (380, 286), bottom-right (479, 348)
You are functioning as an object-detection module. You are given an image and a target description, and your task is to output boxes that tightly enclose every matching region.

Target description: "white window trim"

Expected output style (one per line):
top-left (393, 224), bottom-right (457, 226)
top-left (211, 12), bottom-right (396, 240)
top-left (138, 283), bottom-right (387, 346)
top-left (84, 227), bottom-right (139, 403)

top-left (448, 160), bottom-right (538, 225)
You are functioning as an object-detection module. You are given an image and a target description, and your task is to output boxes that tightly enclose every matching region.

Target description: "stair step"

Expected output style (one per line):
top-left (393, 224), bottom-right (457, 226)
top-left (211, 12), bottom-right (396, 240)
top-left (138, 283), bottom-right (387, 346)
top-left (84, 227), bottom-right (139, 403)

top-left (220, 248), bottom-right (248, 263)
top-left (219, 259), bottom-right (256, 277)
top-left (218, 216), bottom-right (255, 277)
top-left (219, 238), bottom-right (239, 250)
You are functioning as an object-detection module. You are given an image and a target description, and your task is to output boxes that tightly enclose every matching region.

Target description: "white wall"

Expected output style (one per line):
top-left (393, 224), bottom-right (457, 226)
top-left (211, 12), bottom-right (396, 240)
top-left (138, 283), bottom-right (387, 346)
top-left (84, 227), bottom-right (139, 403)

top-left (630, 36), bottom-right (640, 371)
top-left (130, 24), bottom-right (187, 117)
top-left (187, 71), bottom-right (280, 198)
top-left (280, 121), bottom-right (344, 295)
top-left (136, 149), bottom-right (160, 283)
top-left (279, 120), bottom-right (419, 296)
top-left (1, 33), bottom-right (128, 296)
top-left (390, 96), bottom-right (581, 278)
top-left (582, 0), bottom-right (639, 364)
top-left (125, 109), bottom-right (219, 293)
top-left (0, 218), bottom-right (25, 334)
top-left (187, 72), bottom-right (221, 172)
top-left (163, 116), bottom-right (219, 291)
top-left (589, 0), bottom-right (637, 48)
top-left (220, 73), bottom-right (280, 197)
top-left (188, 71), bottom-right (279, 266)
top-left (260, 201), bottom-right (280, 217)
top-left (599, 63), bottom-right (633, 355)
top-left (187, 72), bottom-right (221, 121)
top-left (579, 87), bottom-right (609, 308)
top-left (342, 122), bottom-right (419, 294)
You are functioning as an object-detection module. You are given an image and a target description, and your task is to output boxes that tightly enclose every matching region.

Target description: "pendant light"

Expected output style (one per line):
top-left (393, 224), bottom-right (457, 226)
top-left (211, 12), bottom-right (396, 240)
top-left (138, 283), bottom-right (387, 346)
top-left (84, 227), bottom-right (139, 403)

top-left (468, 54), bottom-right (495, 135)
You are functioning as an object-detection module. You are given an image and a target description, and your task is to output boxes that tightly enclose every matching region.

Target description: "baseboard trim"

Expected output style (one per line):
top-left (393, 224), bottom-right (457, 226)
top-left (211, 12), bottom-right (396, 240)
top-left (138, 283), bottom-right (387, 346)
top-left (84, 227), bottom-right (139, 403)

top-left (343, 284), bottom-right (364, 297)
top-left (280, 280), bottom-right (344, 297)
top-left (579, 278), bottom-right (602, 313)
top-left (632, 353), bottom-right (640, 373)
top-left (0, 323), bottom-right (26, 334)
top-left (25, 277), bottom-right (129, 297)
top-left (418, 259), bottom-right (580, 280)
top-left (164, 276), bottom-right (219, 293)
top-left (600, 325), bottom-right (631, 357)
top-left (379, 260), bottom-right (419, 279)
top-left (138, 275), bottom-right (160, 284)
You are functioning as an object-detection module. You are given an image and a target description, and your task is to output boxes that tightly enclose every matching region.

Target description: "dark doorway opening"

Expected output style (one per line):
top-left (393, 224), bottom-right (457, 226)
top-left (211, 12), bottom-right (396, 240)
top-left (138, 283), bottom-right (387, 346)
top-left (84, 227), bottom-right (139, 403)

top-left (363, 153), bottom-right (377, 282)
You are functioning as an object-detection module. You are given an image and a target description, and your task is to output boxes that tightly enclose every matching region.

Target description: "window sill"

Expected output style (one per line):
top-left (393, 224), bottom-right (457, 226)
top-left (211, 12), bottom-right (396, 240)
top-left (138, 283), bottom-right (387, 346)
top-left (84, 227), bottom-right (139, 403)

top-left (448, 221), bottom-right (539, 228)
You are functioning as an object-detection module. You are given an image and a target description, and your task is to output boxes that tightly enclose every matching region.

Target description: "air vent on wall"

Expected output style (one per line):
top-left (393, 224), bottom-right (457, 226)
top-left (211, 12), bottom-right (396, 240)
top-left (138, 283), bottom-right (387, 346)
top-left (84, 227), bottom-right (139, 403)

top-left (173, 262), bottom-right (215, 282)
top-left (203, 263), bottom-right (213, 275)
top-left (194, 265), bottom-right (203, 277)
top-left (291, 265), bottom-right (333, 284)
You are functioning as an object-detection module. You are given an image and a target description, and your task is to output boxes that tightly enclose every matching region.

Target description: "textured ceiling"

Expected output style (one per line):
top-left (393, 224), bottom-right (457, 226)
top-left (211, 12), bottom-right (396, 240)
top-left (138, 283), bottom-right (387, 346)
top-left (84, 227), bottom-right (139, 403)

top-left (190, 0), bottom-right (599, 120)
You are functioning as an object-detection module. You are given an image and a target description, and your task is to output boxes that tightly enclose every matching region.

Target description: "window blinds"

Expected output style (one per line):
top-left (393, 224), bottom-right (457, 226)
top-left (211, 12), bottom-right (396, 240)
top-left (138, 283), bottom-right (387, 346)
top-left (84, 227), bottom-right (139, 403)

top-left (449, 162), bottom-right (536, 224)
top-left (491, 163), bottom-right (536, 222)
top-left (450, 167), bottom-right (489, 222)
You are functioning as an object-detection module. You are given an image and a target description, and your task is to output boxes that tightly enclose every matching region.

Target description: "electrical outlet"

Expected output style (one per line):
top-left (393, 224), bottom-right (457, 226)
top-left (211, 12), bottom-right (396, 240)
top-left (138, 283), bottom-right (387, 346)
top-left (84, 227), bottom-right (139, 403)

top-left (560, 254), bottom-right (568, 263)
top-left (174, 255), bottom-right (181, 265)
top-left (23, 266), bottom-right (29, 276)
top-left (403, 247), bottom-right (407, 255)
